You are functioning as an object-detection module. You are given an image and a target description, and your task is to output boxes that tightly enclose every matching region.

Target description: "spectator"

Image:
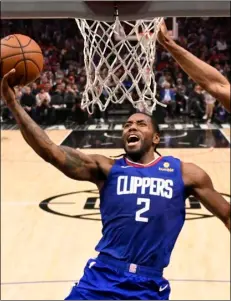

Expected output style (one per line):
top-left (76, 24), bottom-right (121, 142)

top-left (216, 36), bottom-right (228, 52)
top-left (202, 91), bottom-right (216, 123)
top-left (31, 82), bottom-right (40, 96)
top-left (64, 85), bottom-right (76, 108)
top-left (187, 85), bottom-right (205, 118)
top-left (35, 89), bottom-right (52, 124)
top-left (36, 89), bottom-right (51, 106)
top-left (72, 100), bottom-right (88, 124)
top-left (159, 82), bottom-right (176, 118)
top-left (50, 86), bottom-right (66, 123)
top-left (20, 87), bottom-right (37, 121)
top-left (176, 78), bottom-right (186, 93)
top-left (63, 85), bottom-right (77, 121)
top-left (175, 79), bottom-right (188, 114)
top-left (158, 72), bottom-right (174, 88)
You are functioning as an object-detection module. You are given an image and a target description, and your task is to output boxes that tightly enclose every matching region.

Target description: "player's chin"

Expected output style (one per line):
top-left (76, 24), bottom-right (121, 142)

top-left (125, 141), bottom-right (142, 154)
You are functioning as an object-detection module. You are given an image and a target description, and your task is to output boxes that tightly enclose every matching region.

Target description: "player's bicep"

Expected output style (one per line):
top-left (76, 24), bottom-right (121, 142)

top-left (193, 184), bottom-right (230, 223)
top-left (190, 166), bottom-right (230, 225)
top-left (49, 145), bottom-right (101, 182)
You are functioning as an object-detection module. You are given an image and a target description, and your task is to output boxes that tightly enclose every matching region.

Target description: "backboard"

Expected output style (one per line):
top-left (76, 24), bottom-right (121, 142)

top-left (1, 1), bottom-right (230, 20)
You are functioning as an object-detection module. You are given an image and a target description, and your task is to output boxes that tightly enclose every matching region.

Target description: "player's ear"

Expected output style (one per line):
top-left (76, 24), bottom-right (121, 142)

top-left (152, 133), bottom-right (160, 145)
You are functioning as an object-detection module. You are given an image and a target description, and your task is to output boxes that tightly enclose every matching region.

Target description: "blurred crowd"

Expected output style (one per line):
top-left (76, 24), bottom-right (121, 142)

top-left (155, 17), bottom-right (230, 123)
top-left (1, 17), bottom-right (230, 125)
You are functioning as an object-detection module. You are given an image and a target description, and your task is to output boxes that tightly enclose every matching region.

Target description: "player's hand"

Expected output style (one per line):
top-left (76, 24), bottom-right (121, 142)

top-left (0, 69), bottom-right (17, 107)
top-left (157, 20), bottom-right (171, 45)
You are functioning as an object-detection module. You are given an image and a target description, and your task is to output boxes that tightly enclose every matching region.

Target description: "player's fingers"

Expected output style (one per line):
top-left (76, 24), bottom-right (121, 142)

top-left (158, 19), bottom-right (167, 32)
top-left (2, 69), bottom-right (15, 89)
top-left (2, 68), bottom-right (16, 84)
top-left (1, 69), bottom-right (16, 97)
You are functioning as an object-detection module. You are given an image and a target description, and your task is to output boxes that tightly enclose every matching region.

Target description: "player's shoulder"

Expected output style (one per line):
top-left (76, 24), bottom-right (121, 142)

top-left (181, 161), bottom-right (204, 172)
top-left (180, 161), bottom-right (210, 187)
top-left (155, 156), bottom-right (183, 174)
top-left (161, 155), bottom-right (181, 165)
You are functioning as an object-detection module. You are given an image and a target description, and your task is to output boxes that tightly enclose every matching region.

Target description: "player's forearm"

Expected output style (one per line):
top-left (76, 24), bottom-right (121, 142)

top-left (8, 102), bottom-right (98, 180)
top-left (8, 101), bottom-right (57, 162)
top-left (161, 39), bottom-right (230, 98)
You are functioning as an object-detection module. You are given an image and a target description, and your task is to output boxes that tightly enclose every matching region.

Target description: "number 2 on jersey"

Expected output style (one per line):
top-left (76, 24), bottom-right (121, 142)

top-left (135, 198), bottom-right (150, 222)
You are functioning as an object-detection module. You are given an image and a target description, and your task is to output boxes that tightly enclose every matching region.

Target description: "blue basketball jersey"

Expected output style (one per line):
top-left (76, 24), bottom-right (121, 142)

top-left (95, 155), bottom-right (186, 271)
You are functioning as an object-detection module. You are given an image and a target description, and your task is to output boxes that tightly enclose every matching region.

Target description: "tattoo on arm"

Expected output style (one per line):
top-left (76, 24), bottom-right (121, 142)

top-left (51, 145), bottom-right (100, 182)
top-left (57, 146), bottom-right (108, 183)
top-left (59, 146), bottom-right (84, 170)
top-left (8, 102), bottom-right (101, 182)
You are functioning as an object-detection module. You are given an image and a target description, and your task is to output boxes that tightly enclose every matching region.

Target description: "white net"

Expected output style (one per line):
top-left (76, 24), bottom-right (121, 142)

top-left (75, 16), bottom-right (164, 114)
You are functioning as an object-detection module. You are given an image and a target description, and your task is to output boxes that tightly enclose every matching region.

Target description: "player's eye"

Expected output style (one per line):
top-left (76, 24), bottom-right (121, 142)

top-left (137, 122), bottom-right (147, 126)
top-left (123, 123), bottom-right (130, 128)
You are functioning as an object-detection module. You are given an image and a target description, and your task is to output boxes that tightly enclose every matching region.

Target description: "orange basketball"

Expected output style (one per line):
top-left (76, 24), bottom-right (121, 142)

top-left (0, 34), bottom-right (44, 86)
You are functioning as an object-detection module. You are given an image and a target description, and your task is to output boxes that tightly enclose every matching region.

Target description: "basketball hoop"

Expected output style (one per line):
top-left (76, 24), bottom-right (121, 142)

top-left (75, 12), bottom-right (165, 114)
top-left (137, 32), bottom-right (155, 49)
top-left (137, 32), bottom-right (155, 85)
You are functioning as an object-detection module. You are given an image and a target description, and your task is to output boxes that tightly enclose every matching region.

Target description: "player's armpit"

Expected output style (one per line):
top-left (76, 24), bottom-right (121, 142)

top-left (182, 162), bottom-right (230, 231)
top-left (49, 146), bottom-right (113, 184)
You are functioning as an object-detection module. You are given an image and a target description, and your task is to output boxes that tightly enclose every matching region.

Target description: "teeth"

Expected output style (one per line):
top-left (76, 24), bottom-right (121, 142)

top-left (127, 134), bottom-right (140, 144)
top-left (129, 135), bottom-right (138, 138)
top-left (128, 135), bottom-right (139, 140)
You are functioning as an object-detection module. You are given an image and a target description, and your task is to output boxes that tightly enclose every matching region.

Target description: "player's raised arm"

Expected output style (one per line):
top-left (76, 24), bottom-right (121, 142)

top-left (1, 69), bottom-right (111, 184)
top-left (157, 21), bottom-right (230, 112)
top-left (182, 162), bottom-right (230, 231)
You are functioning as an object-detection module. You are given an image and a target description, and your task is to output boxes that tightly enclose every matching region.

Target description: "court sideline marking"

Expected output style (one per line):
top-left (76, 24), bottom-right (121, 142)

top-left (220, 129), bottom-right (231, 143)
top-left (1, 278), bottom-right (230, 285)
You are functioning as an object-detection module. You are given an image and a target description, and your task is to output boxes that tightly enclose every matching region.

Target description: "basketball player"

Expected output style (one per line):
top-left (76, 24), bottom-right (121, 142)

top-left (1, 69), bottom-right (230, 300)
top-left (157, 21), bottom-right (230, 112)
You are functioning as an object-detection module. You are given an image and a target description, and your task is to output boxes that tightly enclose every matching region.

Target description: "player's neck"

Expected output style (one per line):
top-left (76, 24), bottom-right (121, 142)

top-left (126, 151), bottom-right (157, 165)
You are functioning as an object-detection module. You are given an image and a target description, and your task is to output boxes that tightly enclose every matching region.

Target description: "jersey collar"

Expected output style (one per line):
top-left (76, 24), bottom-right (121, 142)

top-left (125, 155), bottom-right (162, 168)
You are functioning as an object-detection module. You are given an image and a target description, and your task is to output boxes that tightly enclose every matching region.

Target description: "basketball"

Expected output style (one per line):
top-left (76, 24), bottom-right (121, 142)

top-left (0, 34), bottom-right (44, 86)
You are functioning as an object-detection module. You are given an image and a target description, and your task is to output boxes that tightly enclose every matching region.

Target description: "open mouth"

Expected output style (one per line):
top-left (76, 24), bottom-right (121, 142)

top-left (127, 134), bottom-right (140, 146)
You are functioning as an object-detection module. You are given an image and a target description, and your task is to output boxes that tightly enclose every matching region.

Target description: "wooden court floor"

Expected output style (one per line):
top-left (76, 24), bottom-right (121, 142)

top-left (1, 130), bottom-right (230, 300)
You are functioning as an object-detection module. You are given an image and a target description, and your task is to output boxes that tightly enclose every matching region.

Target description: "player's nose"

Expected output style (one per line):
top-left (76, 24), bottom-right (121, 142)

top-left (128, 123), bottom-right (138, 132)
